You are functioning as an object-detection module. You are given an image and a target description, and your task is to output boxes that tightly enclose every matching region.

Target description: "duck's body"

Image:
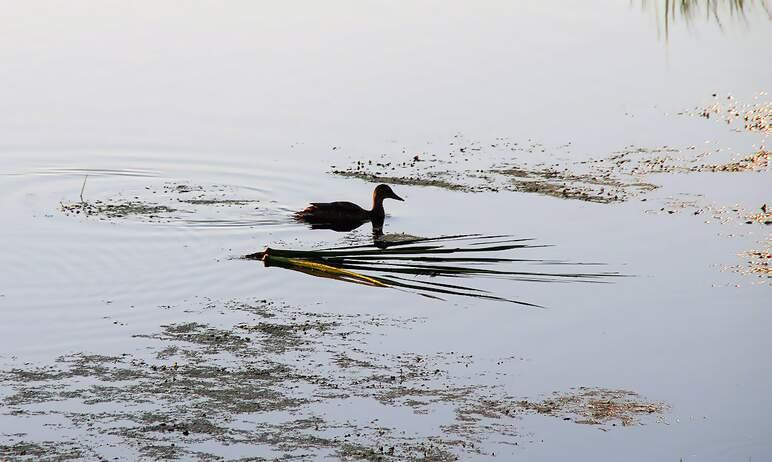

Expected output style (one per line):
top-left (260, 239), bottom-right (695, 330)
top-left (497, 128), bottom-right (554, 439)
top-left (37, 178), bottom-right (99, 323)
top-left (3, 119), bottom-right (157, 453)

top-left (299, 201), bottom-right (371, 221)
top-left (295, 184), bottom-right (404, 231)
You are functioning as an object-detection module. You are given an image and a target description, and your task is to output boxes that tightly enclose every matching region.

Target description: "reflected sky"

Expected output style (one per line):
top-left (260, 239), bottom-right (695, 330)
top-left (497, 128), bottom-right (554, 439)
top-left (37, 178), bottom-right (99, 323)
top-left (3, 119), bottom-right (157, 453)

top-left (0, 1), bottom-right (769, 156)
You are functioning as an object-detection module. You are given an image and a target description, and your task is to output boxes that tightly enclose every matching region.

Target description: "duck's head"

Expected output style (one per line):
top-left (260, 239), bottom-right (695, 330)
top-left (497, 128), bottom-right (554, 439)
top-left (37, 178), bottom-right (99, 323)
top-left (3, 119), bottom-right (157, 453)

top-left (373, 184), bottom-right (404, 203)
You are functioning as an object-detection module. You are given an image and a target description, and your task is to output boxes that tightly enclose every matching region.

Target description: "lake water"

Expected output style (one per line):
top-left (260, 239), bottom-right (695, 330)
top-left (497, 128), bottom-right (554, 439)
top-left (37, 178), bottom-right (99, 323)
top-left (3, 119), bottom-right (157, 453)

top-left (1, 2), bottom-right (770, 461)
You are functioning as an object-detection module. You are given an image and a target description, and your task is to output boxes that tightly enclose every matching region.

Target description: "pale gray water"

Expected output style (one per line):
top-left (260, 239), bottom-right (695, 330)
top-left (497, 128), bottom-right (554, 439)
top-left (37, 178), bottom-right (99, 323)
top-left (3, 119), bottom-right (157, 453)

top-left (1, 1), bottom-right (770, 461)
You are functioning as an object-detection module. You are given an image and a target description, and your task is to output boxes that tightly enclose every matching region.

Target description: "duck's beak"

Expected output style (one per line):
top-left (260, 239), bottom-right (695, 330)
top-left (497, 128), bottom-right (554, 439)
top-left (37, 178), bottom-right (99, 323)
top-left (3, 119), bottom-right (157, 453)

top-left (390, 192), bottom-right (404, 201)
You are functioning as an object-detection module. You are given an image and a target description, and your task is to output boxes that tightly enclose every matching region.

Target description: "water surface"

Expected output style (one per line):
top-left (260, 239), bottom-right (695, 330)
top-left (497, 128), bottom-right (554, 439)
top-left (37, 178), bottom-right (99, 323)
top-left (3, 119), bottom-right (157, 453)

top-left (0, 2), bottom-right (770, 461)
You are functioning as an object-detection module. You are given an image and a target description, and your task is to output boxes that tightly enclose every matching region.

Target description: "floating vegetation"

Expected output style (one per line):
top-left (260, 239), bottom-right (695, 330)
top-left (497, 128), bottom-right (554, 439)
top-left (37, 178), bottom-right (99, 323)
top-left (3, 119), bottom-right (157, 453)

top-left (60, 199), bottom-right (178, 219)
top-left (643, 196), bottom-right (771, 227)
top-left (333, 170), bottom-right (472, 192)
top-left (331, 139), bottom-right (768, 202)
top-left (587, 89), bottom-right (770, 176)
top-left (177, 198), bottom-right (260, 206)
top-left (59, 181), bottom-right (275, 225)
top-left (743, 249), bottom-right (771, 278)
top-left (725, 246), bottom-right (772, 280)
top-left (0, 299), bottom-right (668, 461)
top-left (0, 440), bottom-right (83, 460)
top-left (332, 95), bottom-right (769, 204)
top-left (163, 182), bottom-right (262, 206)
top-left (702, 150), bottom-right (769, 173)
top-left (686, 92), bottom-right (771, 135)
top-left (592, 146), bottom-right (770, 176)
top-left (516, 387), bottom-right (667, 427)
top-left (330, 137), bottom-right (656, 202)
top-left (245, 234), bottom-right (621, 305)
top-left (492, 166), bottom-right (656, 203)
top-left (747, 204), bottom-right (771, 225)
top-left (334, 165), bottom-right (655, 203)
top-left (330, 134), bottom-right (664, 202)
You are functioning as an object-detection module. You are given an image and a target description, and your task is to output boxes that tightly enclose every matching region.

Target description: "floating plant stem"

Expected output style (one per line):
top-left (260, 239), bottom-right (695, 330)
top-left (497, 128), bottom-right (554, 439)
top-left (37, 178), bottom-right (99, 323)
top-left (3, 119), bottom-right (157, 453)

top-left (262, 251), bottom-right (387, 288)
top-left (80, 174), bottom-right (88, 203)
top-left (246, 235), bottom-right (624, 305)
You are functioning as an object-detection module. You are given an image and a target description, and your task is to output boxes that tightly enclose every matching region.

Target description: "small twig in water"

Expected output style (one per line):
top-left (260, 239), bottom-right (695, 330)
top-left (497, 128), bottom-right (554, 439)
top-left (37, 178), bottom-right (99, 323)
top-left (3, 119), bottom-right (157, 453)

top-left (80, 175), bottom-right (88, 203)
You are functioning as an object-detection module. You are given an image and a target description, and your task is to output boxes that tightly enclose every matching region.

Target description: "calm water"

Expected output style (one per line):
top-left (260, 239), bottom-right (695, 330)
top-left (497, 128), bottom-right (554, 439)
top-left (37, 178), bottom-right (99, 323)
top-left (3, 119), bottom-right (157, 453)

top-left (1, 1), bottom-right (770, 461)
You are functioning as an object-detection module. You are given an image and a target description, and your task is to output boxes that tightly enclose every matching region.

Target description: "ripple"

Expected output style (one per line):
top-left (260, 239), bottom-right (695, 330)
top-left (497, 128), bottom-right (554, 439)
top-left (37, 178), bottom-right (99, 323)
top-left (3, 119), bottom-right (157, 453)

top-left (0, 149), bottom-right (317, 328)
top-left (0, 146), bottom-right (401, 352)
top-left (28, 167), bottom-right (160, 178)
top-left (176, 217), bottom-right (290, 229)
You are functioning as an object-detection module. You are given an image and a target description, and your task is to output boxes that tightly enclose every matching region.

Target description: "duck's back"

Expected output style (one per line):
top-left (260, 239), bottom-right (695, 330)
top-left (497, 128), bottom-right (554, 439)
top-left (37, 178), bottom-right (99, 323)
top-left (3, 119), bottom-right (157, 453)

top-left (296, 201), bottom-right (369, 222)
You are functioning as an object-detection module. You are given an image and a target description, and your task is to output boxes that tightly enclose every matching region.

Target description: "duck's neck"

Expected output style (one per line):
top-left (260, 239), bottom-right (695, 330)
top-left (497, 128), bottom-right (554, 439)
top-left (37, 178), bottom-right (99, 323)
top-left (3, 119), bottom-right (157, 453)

top-left (370, 195), bottom-right (385, 220)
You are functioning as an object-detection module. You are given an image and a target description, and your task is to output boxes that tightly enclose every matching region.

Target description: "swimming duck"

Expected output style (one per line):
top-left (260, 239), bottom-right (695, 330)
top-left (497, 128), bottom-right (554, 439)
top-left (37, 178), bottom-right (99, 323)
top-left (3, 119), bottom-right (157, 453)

top-left (294, 184), bottom-right (404, 230)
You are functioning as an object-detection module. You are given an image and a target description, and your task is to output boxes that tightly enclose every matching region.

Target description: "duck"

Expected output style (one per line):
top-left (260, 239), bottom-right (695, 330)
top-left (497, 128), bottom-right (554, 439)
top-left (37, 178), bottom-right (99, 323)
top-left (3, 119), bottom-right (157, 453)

top-left (294, 184), bottom-right (404, 231)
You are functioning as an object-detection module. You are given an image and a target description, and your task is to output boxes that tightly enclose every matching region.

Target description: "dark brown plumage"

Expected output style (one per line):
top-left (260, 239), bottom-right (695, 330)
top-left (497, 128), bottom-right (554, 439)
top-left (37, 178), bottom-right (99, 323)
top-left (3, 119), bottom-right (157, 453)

top-left (294, 184), bottom-right (404, 231)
